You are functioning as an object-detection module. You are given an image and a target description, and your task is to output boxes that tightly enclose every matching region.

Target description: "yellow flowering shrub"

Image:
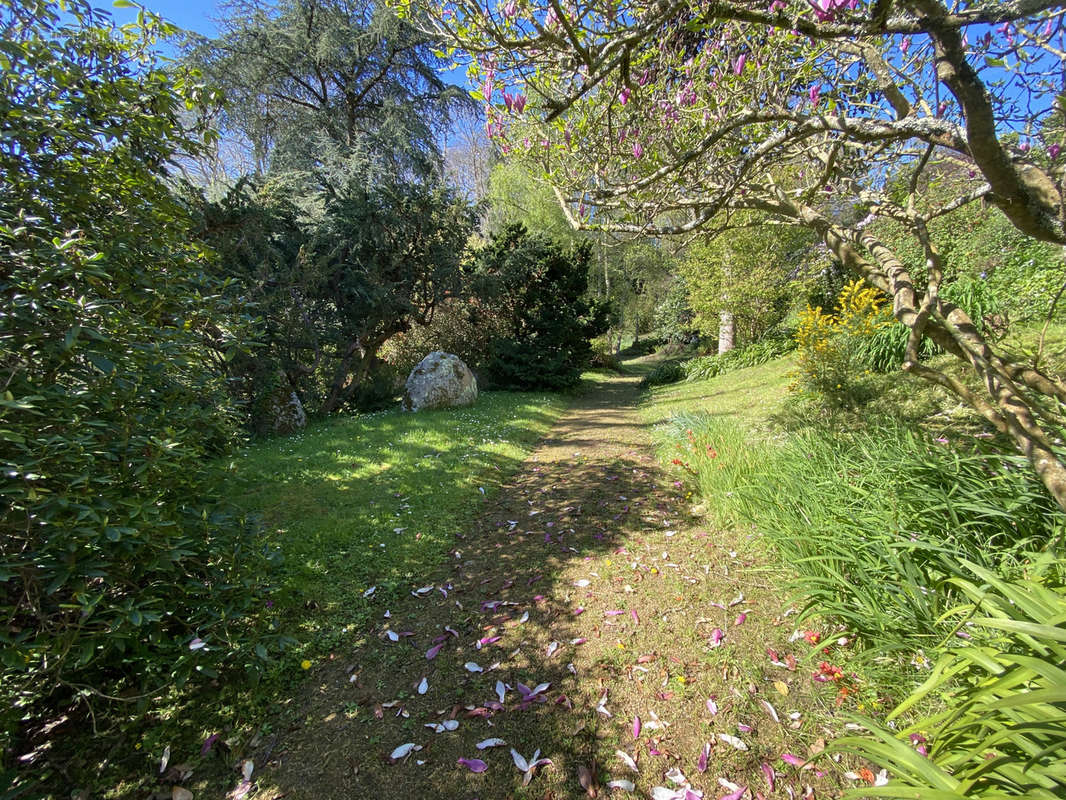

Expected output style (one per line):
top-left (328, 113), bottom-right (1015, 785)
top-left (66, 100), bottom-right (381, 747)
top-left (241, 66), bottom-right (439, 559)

top-left (791, 279), bottom-right (891, 407)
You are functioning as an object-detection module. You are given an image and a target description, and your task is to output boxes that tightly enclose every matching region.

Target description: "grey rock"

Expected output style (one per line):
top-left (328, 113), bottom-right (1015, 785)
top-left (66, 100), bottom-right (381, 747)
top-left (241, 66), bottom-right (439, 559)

top-left (262, 379), bottom-right (307, 434)
top-left (402, 351), bottom-right (477, 411)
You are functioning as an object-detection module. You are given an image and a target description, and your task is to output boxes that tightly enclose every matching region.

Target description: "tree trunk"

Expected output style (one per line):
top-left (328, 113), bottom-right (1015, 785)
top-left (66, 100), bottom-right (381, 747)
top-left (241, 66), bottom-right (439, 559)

top-left (718, 310), bottom-right (735, 355)
top-left (781, 195), bottom-right (1066, 513)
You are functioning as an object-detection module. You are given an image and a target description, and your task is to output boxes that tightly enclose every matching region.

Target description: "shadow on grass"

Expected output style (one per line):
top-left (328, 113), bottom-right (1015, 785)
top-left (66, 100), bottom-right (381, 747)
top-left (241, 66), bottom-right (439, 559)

top-left (255, 374), bottom-right (662, 800)
top-left (20, 390), bottom-right (571, 798)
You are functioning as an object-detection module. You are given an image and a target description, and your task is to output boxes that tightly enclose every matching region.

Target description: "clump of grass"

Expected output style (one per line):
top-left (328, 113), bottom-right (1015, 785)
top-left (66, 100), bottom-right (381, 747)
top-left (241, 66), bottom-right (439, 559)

top-left (656, 414), bottom-right (1064, 666)
top-left (834, 559), bottom-right (1066, 799)
top-left (683, 334), bottom-right (796, 382)
top-left (639, 359), bottom-right (685, 388)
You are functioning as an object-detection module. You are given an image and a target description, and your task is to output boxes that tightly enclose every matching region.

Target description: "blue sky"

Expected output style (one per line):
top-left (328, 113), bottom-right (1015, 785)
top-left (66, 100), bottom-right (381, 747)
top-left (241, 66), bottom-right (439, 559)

top-left (107, 0), bottom-right (221, 38)
top-left (100, 0), bottom-right (473, 87)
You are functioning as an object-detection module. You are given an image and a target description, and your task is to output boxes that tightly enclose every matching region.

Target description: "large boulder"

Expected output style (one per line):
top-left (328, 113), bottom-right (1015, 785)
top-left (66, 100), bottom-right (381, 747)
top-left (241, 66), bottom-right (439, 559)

top-left (403, 351), bottom-right (477, 411)
top-left (257, 374), bottom-right (307, 435)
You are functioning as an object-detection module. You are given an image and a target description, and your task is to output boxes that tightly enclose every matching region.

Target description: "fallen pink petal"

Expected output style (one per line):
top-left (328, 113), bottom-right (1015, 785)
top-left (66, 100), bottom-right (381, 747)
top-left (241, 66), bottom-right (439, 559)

top-left (458, 757), bottom-right (488, 773)
top-left (761, 763), bottom-right (776, 792)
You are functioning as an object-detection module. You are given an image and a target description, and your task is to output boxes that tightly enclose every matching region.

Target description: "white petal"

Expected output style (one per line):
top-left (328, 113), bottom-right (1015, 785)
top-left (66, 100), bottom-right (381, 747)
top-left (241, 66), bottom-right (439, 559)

top-left (476, 737), bottom-right (506, 749)
top-left (574, 579), bottom-right (591, 587)
top-left (761, 699), bottom-right (780, 723)
top-left (363, 586), bottom-right (376, 598)
top-left (607, 779), bottom-right (635, 792)
top-left (510, 748), bottom-right (529, 772)
top-left (464, 661), bottom-right (483, 673)
top-left (718, 733), bottom-right (748, 751)
top-left (615, 749), bottom-right (639, 773)
top-left (546, 641), bottom-right (559, 657)
top-left (390, 742), bottom-right (421, 760)
top-left (417, 677), bottom-right (428, 695)
top-left (666, 767), bottom-right (687, 785)
top-left (518, 611), bottom-right (529, 623)
top-left (495, 680), bottom-right (507, 704)
top-left (442, 719), bottom-right (459, 731)
top-left (386, 630), bottom-right (399, 642)
top-left (652, 788), bottom-right (681, 800)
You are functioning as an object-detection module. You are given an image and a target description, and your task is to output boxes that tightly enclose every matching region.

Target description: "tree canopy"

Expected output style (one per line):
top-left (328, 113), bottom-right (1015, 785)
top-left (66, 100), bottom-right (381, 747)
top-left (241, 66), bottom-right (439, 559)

top-left (186, 0), bottom-right (470, 180)
top-left (403, 0), bottom-right (1066, 509)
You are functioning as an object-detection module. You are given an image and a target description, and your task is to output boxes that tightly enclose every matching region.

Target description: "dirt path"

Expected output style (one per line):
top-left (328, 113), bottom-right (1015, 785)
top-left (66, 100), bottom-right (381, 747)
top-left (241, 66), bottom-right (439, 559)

top-left (252, 370), bottom-right (850, 800)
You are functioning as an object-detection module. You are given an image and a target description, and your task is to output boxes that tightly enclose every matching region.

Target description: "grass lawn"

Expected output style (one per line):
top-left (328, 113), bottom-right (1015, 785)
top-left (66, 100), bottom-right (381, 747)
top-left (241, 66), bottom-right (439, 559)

top-left (640, 356), bottom-right (795, 431)
top-left (227, 390), bottom-right (568, 667)
top-left (54, 389), bottom-right (571, 799)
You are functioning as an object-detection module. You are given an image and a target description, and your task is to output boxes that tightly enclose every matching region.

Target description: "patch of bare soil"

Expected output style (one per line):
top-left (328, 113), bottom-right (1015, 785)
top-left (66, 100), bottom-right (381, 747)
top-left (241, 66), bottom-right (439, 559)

top-left (247, 371), bottom-right (859, 800)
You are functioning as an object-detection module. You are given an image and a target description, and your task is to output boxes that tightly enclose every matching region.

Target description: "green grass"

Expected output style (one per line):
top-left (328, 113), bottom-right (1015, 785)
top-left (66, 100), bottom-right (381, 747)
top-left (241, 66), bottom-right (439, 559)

top-left (638, 333), bottom-right (1065, 711)
top-left (228, 390), bottom-right (568, 661)
top-left (641, 355), bottom-right (795, 430)
top-left (44, 389), bottom-right (569, 800)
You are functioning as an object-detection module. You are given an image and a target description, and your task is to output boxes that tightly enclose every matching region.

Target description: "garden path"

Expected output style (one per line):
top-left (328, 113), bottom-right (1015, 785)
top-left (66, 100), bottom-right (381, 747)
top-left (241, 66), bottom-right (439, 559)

top-left (251, 368), bottom-right (850, 800)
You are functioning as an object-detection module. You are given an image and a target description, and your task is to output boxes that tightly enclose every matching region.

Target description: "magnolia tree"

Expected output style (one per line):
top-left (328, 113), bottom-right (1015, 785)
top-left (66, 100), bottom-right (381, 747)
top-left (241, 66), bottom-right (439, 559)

top-left (396, 0), bottom-right (1066, 509)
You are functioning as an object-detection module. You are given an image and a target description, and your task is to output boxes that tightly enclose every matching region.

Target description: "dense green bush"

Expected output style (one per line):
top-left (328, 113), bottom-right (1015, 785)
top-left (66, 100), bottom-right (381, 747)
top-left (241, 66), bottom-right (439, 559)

top-left (639, 360), bottom-right (686, 388)
top-left (652, 278), bottom-right (698, 345)
top-left (381, 297), bottom-right (515, 379)
top-left (474, 225), bottom-right (609, 389)
top-left (0, 0), bottom-right (275, 740)
top-left (198, 175), bottom-right (473, 416)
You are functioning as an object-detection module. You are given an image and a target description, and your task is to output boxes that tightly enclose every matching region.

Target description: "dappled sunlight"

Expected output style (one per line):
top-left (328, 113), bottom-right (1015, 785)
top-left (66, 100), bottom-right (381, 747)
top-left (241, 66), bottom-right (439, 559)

top-left (245, 372), bottom-right (856, 800)
top-left (643, 358), bottom-right (795, 430)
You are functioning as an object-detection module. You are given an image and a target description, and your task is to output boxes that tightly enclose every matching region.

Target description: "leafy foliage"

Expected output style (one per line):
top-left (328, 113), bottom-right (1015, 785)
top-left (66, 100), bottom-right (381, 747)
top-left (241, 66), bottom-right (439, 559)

top-left (381, 297), bottom-right (514, 379)
top-left (682, 334), bottom-right (796, 382)
top-left (185, 0), bottom-right (467, 180)
top-left (0, 0), bottom-right (272, 737)
top-left (198, 175), bottom-right (474, 415)
top-left (639, 360), bottom-right (686, 388)
top-left (658, 415), bottom-right (1063, 664)
top-left (791, 280), bottom-right (892, 408)
top-left (652, 278), bottom-right (698, 346)
top-left (680, 219), bottom-right (813, 346)
top-left (474, 225), bottom-right (609, 389)
top-left (836, 562), bottom-right (1066, 798)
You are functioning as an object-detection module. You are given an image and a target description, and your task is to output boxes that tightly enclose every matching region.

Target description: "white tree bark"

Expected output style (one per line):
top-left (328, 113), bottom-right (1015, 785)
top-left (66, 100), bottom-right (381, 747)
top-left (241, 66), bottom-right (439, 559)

top-left (718, 310), bottom-right (735, 355)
